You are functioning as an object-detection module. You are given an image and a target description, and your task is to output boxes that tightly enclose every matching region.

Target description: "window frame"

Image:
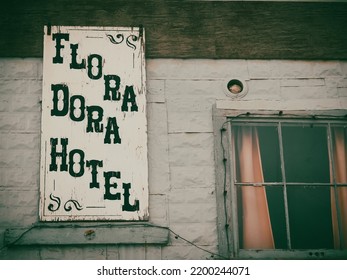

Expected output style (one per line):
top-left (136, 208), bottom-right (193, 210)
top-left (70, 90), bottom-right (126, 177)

top-left (213, 106), bottom-right (347, 260)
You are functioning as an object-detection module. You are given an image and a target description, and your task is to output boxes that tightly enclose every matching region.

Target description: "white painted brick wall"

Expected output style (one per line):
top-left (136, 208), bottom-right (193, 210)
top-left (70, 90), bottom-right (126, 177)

top-left (1, 58), bottom-right (347, 260)
top-left (0, 59), bottom-right (42, 257)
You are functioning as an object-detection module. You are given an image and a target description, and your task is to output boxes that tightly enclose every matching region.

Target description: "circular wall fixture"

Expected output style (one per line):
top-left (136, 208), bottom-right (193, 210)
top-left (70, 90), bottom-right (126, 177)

top-left (223, 78), bottom-right (248, 99)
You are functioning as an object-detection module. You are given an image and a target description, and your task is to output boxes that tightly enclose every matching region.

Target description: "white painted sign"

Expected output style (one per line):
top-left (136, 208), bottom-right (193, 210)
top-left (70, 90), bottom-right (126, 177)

top-left (39, 26), bottom-right (148, 221)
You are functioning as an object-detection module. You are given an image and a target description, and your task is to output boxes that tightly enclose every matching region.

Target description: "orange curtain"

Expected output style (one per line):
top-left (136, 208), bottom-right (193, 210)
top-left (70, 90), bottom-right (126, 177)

top-left (330, 127), bottom-right (347, 249)
top-left (236, 126), bottom-right (275, 249)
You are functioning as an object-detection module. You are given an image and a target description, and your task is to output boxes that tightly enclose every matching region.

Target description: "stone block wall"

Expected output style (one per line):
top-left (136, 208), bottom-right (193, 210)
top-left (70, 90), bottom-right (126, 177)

top-left (1, 58), bottom-right (346, 259)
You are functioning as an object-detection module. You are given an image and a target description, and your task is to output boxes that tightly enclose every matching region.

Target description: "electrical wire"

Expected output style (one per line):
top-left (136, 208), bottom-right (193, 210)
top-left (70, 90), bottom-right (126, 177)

top-left (220, 123), bottom-right (232, 258)
top-left (0, 222), bottom-right (229, 259)
top-left (167, 228), bottom-right (229, 260)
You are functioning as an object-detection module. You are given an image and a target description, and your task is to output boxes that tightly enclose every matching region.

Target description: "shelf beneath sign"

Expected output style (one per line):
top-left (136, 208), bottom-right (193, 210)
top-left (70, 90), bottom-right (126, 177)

top-left (5, 223), bottom-right (169, 246)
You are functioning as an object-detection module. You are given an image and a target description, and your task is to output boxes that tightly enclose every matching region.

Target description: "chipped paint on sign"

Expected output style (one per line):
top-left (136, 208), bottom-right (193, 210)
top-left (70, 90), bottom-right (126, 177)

top-left (39, 26), bottom-right (148, 221)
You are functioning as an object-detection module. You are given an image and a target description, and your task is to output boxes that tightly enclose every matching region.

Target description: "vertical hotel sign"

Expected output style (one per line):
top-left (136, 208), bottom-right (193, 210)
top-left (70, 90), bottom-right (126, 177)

top-left (40, 26), bottom-right (148, 221)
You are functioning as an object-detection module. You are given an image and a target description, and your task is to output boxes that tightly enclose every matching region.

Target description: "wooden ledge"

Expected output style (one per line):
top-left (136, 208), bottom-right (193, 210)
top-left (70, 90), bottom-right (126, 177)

top-left (4, 223), bottom-right (170, 246)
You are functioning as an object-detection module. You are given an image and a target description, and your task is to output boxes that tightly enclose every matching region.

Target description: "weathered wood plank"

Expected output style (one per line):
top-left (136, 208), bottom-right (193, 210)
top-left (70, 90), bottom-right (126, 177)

top-left (5, 223), bottom-right (170, 245)
top-left (1, 1), bottom-right (347, 59)
top-left (214, 2), bottom-right (347, 59)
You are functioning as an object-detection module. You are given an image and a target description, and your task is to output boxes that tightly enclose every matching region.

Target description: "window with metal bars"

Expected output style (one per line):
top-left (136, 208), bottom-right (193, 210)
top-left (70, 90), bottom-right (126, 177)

top-left (215, 113), bottom-right (347, 259)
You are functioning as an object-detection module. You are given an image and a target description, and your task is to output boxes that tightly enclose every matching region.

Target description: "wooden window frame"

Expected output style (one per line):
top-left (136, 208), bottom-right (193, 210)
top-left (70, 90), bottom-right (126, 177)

top-left (213, 106), bottom-right (347, 259)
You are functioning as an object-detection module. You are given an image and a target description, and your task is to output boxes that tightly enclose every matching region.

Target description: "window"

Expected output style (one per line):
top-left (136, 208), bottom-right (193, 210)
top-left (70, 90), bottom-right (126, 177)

top-left (214, 110), bottom-right (347, 259)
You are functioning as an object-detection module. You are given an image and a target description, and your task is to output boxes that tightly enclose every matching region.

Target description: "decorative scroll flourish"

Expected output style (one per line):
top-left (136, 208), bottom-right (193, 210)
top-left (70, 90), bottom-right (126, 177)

top-left (48, 193), bottom-right (61, 212)
top-left (106, 33), bottom-right (138, 50)
top-left (126, 35), bottom-right (138, 50)
top-left (64, 199), bottom-right (83, 212)
top-left (106, 33), bottom-right (124, 44)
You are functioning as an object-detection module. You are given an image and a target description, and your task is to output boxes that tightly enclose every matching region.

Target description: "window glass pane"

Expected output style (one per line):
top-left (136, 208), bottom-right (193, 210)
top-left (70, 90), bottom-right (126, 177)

top-left (258, 125), bottom-right (282, 183)
top-left (331, 185), bottom-right (347, 249)
top-left (282, 124), bottom-right (330, 183)
top-left (233, 124), bottom-right (281, 183)
top-left (287, 186), bottom-right (334, 249)
top-left (266, 186), bottom-right (288, 249)
top-left (331, 125), bottom-right (347, 184)
top-left (238, 185), bottom-right (288, 249)
top-left (232, 120), bottom-right (345, 252)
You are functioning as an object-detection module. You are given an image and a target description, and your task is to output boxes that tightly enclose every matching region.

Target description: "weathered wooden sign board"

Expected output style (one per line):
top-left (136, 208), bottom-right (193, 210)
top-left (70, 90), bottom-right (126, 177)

top-left (39, 26), bottom-right (148, 221)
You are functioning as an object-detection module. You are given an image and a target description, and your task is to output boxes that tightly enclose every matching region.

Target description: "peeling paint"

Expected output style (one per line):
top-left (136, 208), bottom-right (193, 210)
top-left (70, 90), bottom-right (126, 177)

top-left (39, 26), bottom-right (148, 221)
